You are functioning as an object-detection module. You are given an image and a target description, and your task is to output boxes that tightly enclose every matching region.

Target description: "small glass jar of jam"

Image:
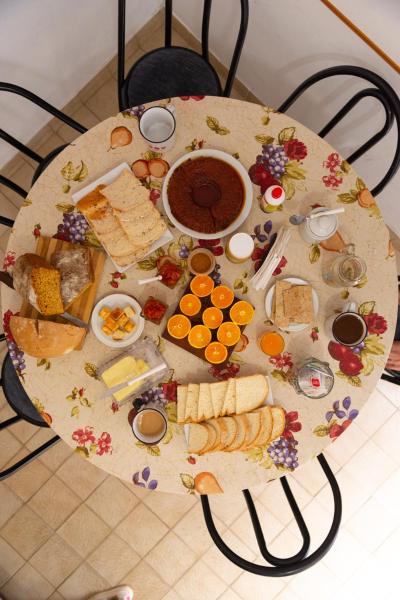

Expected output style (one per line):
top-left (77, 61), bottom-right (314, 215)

top-left (157, 259), bottom-right (183, 289)
top-left (141, 296), bottom-right (168, 325)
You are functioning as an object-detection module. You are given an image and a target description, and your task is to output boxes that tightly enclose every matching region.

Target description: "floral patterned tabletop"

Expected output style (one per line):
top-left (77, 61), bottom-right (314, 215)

top-left (1, 96), bottom-right (397, 495)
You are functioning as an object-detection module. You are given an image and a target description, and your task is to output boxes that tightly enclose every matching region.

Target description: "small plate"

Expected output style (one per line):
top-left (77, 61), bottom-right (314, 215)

top-left (265, 277), bottom-right (319, 332)
top-left (91, 293), bottom-right (145, 348)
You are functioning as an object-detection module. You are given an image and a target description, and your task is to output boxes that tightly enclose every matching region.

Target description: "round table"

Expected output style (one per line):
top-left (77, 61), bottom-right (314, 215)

top-left (2, 96), bottom-right (397, 495)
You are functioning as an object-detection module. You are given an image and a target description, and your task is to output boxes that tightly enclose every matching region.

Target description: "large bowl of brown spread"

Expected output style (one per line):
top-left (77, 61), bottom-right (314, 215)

top-left (162, 149), bottom-right (253, 239)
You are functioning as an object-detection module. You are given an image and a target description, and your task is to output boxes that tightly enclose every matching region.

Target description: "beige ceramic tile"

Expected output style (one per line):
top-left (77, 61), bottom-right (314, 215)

top-left (1, 505), bottom-right (52, 559)
top-left (346, 495), bottom-right (400, 552)
top-left (57, 505), bottom-right (110, 558)
top-left (0, 537), bottom-right (24, 587)
top-left (372, 411), bottom-right (400, 464)
top-left (48, 592), bottom-right (64, 600)
top-left (87, 532), bottom-right (140, 586)
top-left (322, 528), bottom-right (369, 582)
top-left (146, 531), bottom-right (197, 586)
top-left (143, 489), bottom-right (196, 528)
top-left (356, 387), bottom-right (396, 436)
top-left (218, 589), bottom-right (243, 600)
top-left (0, 192), bottom-right (18, 221)
top-left (324, 422), bottom-right (368, 467)
top-left (230, 504), bottom-right (284, 555)
top-left (2, 159), bottom-right (35, 206)
top-left (25, 426), bottom-right (58, 451)
top-left (174, 503), bottom-right (226, 555)
top-left (39, 439), bottom-right (73, 472)
top-left (0, 430), bottom-right (22, 470)
top-left (9, 419), bottom-right (37, 444)
top-left (267, 526), bottom-right (302, 560)
top-left (28, 131), bottom-right (68, 171)
top-left (85, 475), bottom-right (139, 528)
top-left (257, 476), bottom-right (312, 526)
top-left (79, 65), bottom-right (117, 104)
top-left (162, 590), bottom-right (182, 600)
top-left (203, 489), bottom-right (246, 527)
top-left (374, 469), bottom-right (400, 514)
top-left (174, 560), bottom-right (227, 600)
top-left (288, 498), bottom-right (332, 551)
top-left (29, 475), bottom-right (81, 529)
top-left (342, 554), bottom-right (391, 600)
top-left (287, 562), bottom-right (339, 600)
top-left (85, 77), bottom-right (120, 121)
top-left (292, 455), bottom-right (340, 496)
top-left (203, 529), bottom-right (256, 585)
top-left (58, 562), bottom-right (108, 600)
top-left (57, 104), bottom-right (100, 144)
top-left (344, 439), bottom-right (397, 497)
top-left (1, 563), bottom-right (54, 600)
top-left (377, 379), bottom-right (400, 409)
top-left (123, 560), bottom-right (169, 600)
top-left (115, 503), bottom-right (168, 557)
top-left (5, 455), bottom-right (51, 502)
top-left (316, 466), bottom-right (371, 524)
top-left (0, 484), bottom-right (23, 528)
top-left (273, 589), bottom-right (302, 600)
top-left (56, 452), bottom-right (107, 500)
top-left (29, 534), bottom-right (81, 587)
top-left (233, 567), bottom-right (286, 600)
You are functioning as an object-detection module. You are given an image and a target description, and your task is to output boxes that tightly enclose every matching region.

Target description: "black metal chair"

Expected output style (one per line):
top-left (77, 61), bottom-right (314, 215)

top-left (0, 336), bottom-right (60, 481)
top-left (278, 65), bottom-right (400, 197)
top-left (0, 81), bottom-right (87, 206)
top-left (117, 0), bottom-right (249, 110)
top-left (201, 454), bottom-right (341, 576)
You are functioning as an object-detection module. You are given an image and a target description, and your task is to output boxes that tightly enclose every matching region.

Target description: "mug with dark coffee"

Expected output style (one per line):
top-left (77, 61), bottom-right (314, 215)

top-left (325, 301), bottom-right (367, 347)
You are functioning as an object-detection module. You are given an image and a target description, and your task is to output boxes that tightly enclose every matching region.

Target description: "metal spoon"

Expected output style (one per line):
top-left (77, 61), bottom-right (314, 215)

top-left (289, 207), bottom-right (344, 225)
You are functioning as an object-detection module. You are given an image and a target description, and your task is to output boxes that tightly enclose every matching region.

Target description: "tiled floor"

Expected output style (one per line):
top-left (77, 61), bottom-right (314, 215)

top-left (1, 17), bottom-right (400, 600)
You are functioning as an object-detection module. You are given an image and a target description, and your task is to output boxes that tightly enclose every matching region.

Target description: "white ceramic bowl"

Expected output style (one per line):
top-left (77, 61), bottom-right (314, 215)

top-left (162, 149), bottom-right (253, 240)
top-left (91, 293), bottom-right (144, 348)
top-left (265, 277), bottom-right (319, 333)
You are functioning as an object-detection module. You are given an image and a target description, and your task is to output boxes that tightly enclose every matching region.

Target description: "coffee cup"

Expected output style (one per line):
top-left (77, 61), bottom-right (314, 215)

top-left (132, 403), bottom-right (167, 445)
top-left (325, 301), bottom-right (367, 347)
top-left (139, 105), bottom-right (176, 151)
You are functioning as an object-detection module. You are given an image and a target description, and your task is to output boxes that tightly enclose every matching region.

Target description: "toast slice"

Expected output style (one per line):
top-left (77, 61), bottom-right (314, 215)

top-left (252, 406), bottom-right (273, 447)
top-left (185, 383), bottom-right (199, 423)
top-left (177, 385), bottom-right (188, 423)
top-left (240, 412), bottom-right (262, 450)
top-left (225, 414), bottom-right (248, 451)
top-left (270, 406), bottom-right (286, 441)
top-left (235, 375), bottom-right (268, 414)
top-left (198, 383), bottom-right (214, 422)
top-left (221, 377), bottom-right (236, 416)
top-left (207, 419), bottom-right (221, 452)
top-left (219, 416), bottom-right (238, 450)
top-left (200, 423), bottom-right (218, 454)
top-left (213, 418), bottom-right (228, 451)
top-left (210, 381), bottom-right (228, 418)
top-left (187, 424), bottom-right (209, 454)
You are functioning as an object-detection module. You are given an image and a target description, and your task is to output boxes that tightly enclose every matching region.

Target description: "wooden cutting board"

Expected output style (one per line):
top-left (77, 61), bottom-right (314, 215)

top-left (20, 237), bottom-right (106, 337)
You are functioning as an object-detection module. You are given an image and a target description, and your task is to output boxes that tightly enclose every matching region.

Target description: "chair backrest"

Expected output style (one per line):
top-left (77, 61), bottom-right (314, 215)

top-left (117, 0), bottom-right (249, 108)
top-left (278, 66), bottom-right (400, 197)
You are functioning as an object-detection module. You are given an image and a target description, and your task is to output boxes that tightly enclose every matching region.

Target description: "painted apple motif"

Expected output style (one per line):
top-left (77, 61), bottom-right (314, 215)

top-left (328, 341), bottom-right (353, 361)
top-left (339, 354), bottom-right (363, 376)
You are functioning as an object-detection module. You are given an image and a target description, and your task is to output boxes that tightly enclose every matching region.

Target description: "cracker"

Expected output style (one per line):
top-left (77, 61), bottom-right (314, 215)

top-left (274, 280), bottom-right (291, 328)
top-left (283, 285), bottom-right (313, 324)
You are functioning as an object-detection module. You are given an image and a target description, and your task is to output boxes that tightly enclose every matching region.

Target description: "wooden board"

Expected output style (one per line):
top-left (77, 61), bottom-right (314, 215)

top-left (162, 281), bottom-right (249, 365)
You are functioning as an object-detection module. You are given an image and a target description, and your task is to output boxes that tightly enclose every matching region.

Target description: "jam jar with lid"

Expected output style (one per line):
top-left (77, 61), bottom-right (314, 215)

top-left (287, 357), bottom-right (334, 399)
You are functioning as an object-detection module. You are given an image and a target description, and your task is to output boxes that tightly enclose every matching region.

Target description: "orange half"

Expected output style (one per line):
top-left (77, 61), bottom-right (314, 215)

top-left (167, 314), bottom-right (191, 339)
top-left (202, 307), bottom-right (224, 329)
top-left (188, 324), bottom-right (212, 349)
top-left (179, 294), bottom-right (201, 316)
top-left (190, 274), bottom-right (214, 297)
top-left (230, 300), bottom-right (255, 325)
top-left (217, 321), bottom-right (241, 346)
top-left (211, 285), bottom-right (234, 309)
top-left (205, 342), bottom-right (228, 364)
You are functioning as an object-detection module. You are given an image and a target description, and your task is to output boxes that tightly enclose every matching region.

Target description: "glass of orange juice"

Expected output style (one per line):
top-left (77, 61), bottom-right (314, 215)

top-left (259, 330), bottom-right (285, 356)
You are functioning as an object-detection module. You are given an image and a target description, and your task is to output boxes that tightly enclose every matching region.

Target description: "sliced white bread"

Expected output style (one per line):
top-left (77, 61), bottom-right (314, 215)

top-left (114, 201), bottom-right (153, 222)
top-left (240, 411), bottom-right (262, 450)
top-left (213, 418), bottom-right (228, 451)
top-left (185, 383), bottom-right (199, 423)
top-left (102, 171), bottom-right (145, 210)
top-left (219, 416), bottom-right (238, 450)
top-left (177, 385), bottom-right (188, 423)
top-left (200, 423), bottom-right (217, 454)
top-left (235, 375), bottom-right (268, 414)
top-left (120, 217), bottom-right (167, 247)
top-left (207, 419), bottom-right (221, 451)
top-left (221, 377), bottom-right (236, 416)
top-left (270, 406), bottom-right (286, 441)
top-left (252, 406), bottom-right (273, 447)
top-left (198, 383), bottom-right (214, 422)
top-left (98, 229), bottom-right (139, 257)
top-left (210, 381), bottom-right (227, 418)
top-left (225, 414), bottom-right (248, 451)
top-left (89, 207), bottom-right (120, 234)
top-left (187, 423), bottom-right (209, 454)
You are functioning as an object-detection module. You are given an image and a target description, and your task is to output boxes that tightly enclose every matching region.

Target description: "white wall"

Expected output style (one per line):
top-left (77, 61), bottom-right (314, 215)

top-left (0, 0), bottom-right (161, 166)
top-left (173, 0), bottom-right (400, 234)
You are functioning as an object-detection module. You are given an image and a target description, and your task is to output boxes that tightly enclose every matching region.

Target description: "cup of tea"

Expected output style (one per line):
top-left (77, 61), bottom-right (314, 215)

top-left (132, 403), bottom-right (167, 445)
top-left (139, 105), bottom-right (176, 151)
top-left (325, 301), bottom-right (367, 347)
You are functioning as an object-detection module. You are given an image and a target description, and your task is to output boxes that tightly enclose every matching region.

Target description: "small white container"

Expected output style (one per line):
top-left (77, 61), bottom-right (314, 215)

top-left (226, 232), bottom-right (255, 263)
top-left (139, 105), bottom-right (176, 151)
top-left (263, 185), bottom-right (285, 208)
top-left (299, 207), bottom-right (338, 243)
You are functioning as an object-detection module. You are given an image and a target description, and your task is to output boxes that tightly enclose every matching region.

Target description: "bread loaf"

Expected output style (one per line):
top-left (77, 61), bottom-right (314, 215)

top-left (51, 247), bottom-right (93, 308)
top-left (10, 316), bottom-right (85, 358)
top-left (13, 254), bottom-right (63, 315)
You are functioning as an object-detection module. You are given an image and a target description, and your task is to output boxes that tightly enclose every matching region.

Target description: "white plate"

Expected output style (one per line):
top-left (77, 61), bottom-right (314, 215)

top-left (265, 277), bottom-right (319, 332)
top-left (162, 149), bottom-right (253, 240)
top-left (91, 293), bottom-right (145, 348)
top-left (72, 162), bottom-right (174, 273)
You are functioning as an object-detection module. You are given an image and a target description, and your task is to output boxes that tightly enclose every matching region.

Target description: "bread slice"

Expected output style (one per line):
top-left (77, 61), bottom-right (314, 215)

top-left (219, 416), bottom-right (238, 450)
top-left (76, 185), bottom-right (107, 218)
top-left (187, 424), bottom-right (209, 454)
top-left (252, 406), bottom-right (273, 447)
top-left (207, 419), bottom-right (221, 451)
top-left (212, 418), bottom-right (228, 451)
top-left (177, 385), bottom-right (188, 423)
top-left (210, 381), bottom-right (227, 418)
top-left (270, 406), bottom-right (286, 441)
top-left (240, 412), bottom-right (262, 450)
top-left (89, 206), bottom-right (120, 235)
top-left (197, 383), bottom-right (214, 422)
top-left (185, 383), bottom-right (199, 422)
top-left (111, 248), bottom-right (149, 266)
top-left (200, 423), bottom-right (218, 454)
top-left (225, 414), bottom-right (248, 451)
top-left (221, 378), bottom-right (236, 416)
top-left (235, 375), bottom-right (268, 414)
top-left (101, 171), bottom-right (144, 210)
top-left (119, 216), bottom-right (167, 247)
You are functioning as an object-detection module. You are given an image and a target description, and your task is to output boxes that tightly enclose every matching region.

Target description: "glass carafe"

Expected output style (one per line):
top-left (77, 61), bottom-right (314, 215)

top-left (322, 244), bottom-right (366, 287)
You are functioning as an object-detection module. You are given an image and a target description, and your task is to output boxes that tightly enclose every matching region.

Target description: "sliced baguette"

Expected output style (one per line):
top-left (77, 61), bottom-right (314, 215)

top-left (270, 406), bottom-right (286, 441)
top-left (219, 416), bottom-right (238, 450)
top-left (185, 383), bottom-right (199, 423)
top-left (200, 423), bottom-right (218, 454)
top-left (207, 419), bottom-right (221, 452)
top-left (221, 378), bottom-right (236, 416)
top-left (252, 406), bottom-right (273, 447)
top-left (240, 412), bottom-right (262, 450)
top-left (187, 424), bottom-right (209, 454)
top-left (235, 375), bottom-right (268, 414)
top-left (225, 414), bottom-right (248, 451)
top-left (198, 383), bottom-right (214, 422)
top-left (177, 385), bottom-right (188, 423)
top-left (213, 418), bottom-right (228, 451)
top-left (210, 381), bottom-right (228, 418)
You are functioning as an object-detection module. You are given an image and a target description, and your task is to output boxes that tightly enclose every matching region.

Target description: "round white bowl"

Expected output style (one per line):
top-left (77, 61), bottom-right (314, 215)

top-left (91, 293), bottom-right (145, 348)
top-left (162, 149), bottom-right (253, 240)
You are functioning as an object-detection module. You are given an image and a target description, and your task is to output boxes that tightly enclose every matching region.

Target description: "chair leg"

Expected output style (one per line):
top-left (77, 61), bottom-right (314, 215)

top-left (0, 415), bottom-right (21, 430)
top-left (0, 435), bottom-right (60, 481)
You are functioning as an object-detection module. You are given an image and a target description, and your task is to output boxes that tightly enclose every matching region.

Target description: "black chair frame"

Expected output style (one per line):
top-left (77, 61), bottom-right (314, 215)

top-left (201, 454), bottom-right (341, 576)
top-left (278, 65), bottom-right (400, 197)
top-left (117, 0), bottom-right (249, 110)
